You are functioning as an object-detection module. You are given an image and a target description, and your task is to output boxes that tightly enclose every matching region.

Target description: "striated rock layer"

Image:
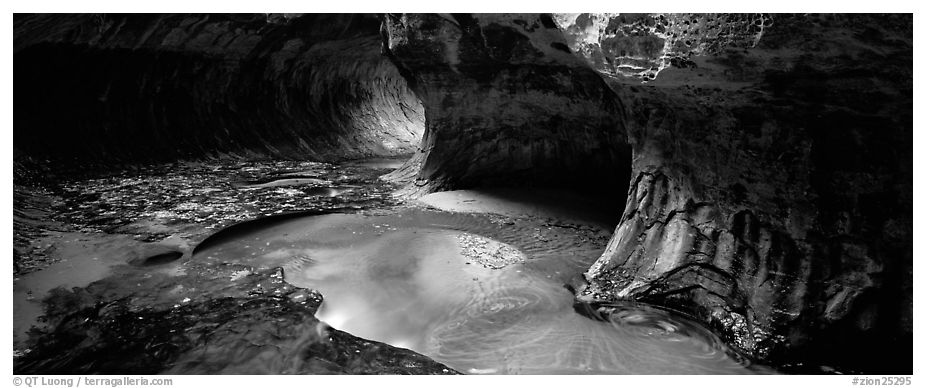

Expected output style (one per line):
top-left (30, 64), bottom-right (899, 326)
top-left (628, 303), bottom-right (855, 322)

top-left (14, 14), bottom-right (424, 164)
top-left (384, 13), bottom-right (912, 373)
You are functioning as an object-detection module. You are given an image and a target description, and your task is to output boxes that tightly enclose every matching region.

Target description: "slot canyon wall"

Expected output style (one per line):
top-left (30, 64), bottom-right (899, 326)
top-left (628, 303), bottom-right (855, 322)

top-left (381, 14), bottom-right (632, 194)
top-left (14, 13), bottom-right (424, 165)
top-left (13, 13), bottom-right (912, 373)
top-left (382, 13), bottom-right (912, 372)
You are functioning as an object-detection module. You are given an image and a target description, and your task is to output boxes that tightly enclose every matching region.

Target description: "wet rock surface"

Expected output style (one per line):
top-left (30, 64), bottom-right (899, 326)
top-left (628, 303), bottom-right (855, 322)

top-left (381, 13), bottom-right (912, 373)
top-left (13, 158), bottom-right (458, 374)
top-left (190, 209), bottom-right (761, 374)
top-left (457, 233), bottom-right (526, 269)
top-left (579, 14), bottom-right (912, 374)
top-left (14, 262), bottom-right (456, 374)
top-left (14, 158), bottom-right (403, 275)
top-left (13, 13), bottom-right (912, 375)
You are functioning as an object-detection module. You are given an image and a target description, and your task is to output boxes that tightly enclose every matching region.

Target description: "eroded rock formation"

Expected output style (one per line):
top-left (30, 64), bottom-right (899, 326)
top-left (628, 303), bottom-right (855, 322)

top-left (383, 13), bottom-right (912, 373)
top-left (382, 14), bottom-right (632, 195)
top-left (555, 13), bottom-right (771, 81)
top-left (15, 14), bottom-right (424, 164)
top-left (13, 13), bottom-right (912, 374)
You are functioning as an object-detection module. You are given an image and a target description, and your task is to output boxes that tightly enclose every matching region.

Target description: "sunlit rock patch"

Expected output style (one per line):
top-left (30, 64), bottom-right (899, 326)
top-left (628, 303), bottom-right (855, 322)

top-left (554, 13), bottom-right (771, 81)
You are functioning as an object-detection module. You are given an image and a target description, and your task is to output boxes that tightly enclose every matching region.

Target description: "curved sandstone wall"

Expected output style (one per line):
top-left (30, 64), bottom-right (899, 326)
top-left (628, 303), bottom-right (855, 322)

top-left (13, 13), bottom-right (912, 373)
top-left (14, 14), bottom-right (424, 164)
top-left (382, 14), bottom-right (632, 194)
top-left (384, 13), bottom-right (912, 373)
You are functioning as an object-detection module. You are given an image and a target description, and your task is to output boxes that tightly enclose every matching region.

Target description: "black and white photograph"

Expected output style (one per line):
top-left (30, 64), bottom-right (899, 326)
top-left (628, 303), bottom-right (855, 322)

top-left (7, 3), bottom-right (918, 381)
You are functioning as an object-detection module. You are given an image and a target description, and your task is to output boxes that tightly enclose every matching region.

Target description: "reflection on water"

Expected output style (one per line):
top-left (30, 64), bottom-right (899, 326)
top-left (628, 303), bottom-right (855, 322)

top-left (194, 209), bottom-right (761, 374)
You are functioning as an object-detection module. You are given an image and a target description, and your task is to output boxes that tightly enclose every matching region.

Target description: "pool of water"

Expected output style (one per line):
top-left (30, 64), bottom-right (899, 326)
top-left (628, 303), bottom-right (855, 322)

top-left (13, 157), bottom-right (408, 351)
top-left (193, 208), bottom-right (762, 374)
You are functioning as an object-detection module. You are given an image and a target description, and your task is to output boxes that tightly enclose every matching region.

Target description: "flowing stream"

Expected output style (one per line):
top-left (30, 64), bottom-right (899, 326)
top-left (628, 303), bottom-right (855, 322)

top-left (193, 208), bottom-right (763, 374)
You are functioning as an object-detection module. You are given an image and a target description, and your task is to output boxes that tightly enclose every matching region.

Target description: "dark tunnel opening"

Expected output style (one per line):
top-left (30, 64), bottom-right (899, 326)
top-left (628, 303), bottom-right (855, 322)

top-left (12, 12), bottom-right (913, 376)
top-left (13, 14), bottom-right (426, 170)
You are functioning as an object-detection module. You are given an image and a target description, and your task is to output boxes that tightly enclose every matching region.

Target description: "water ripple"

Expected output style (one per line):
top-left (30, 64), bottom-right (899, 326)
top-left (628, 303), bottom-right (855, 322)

top-left (193, 208), bottom-right (762, 374)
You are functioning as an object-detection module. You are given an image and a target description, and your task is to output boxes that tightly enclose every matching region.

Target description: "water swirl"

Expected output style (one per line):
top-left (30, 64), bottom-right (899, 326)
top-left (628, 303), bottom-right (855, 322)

top-left (193, 208), bottom-right (763, 374)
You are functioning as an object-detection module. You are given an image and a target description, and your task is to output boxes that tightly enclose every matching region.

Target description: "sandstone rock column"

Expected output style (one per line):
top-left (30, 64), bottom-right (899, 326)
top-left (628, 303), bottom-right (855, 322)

top-left (382, 13), bottom-right (631, 194)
